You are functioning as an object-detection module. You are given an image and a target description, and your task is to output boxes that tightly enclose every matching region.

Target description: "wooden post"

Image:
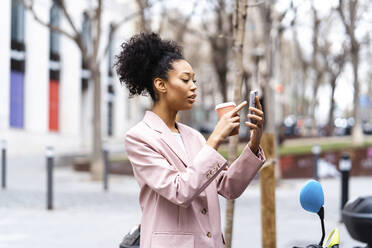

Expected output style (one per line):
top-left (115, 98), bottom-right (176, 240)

top-left (260, 133), bottom-right (276, 248)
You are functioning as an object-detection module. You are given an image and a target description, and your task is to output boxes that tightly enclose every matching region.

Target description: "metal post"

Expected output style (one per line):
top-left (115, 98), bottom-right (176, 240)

top-left (312, 145), bottom-right (321, 181)
top-left (46, 147), bottom-right (54, 210)
top-left (103, 147), bottom-right (109, 191)
top-left (339, 152), bottom-right (351, 221)
top-left (1, 140), bottom-right (7, 189)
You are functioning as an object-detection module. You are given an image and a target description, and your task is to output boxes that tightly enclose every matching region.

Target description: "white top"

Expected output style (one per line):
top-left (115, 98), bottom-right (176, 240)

top-left (172, 132), bottom-right (187, 153)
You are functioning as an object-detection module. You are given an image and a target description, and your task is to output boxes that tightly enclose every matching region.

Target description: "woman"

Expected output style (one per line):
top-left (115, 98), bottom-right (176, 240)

top-left (116, 32), bottom-right (265, 248)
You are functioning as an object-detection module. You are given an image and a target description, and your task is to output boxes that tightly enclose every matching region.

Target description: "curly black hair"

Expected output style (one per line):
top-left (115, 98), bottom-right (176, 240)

top-left (115, 32), bottom-right (184, 102)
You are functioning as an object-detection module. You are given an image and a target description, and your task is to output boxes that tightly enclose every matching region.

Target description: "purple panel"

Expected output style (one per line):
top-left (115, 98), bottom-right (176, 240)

top-left (367, 147), bottom-right (372, 159)
top-left (10, 71), bottom-right (24, 128)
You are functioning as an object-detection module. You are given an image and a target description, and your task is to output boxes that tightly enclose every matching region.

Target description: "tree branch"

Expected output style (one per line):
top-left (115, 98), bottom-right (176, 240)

top-left (311, 4), bottom-right (321, 72)
top-left (98, 3), bottom-right (155, 63)
top-left (174, 1), bottom-right (198, 42)
top-left (59, 0), bottom-right (80, 36)
top-left (291, 13), bottom-right (309, 72)
top-left (247, 1), bottom-right (265, 8)
top-left (337, 0), bottom-right (354, 39)
top-left (167, 17), bottom-right (210, 40)
top-left (20, 0), bottom-right (76, 42)
top-left (93, 0), bottom-right (102, 62)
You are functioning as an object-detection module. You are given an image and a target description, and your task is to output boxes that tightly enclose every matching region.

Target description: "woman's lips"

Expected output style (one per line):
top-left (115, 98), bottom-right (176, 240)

top-left (188, 94), bottom-right (197, 103)
top-left (188, 98), bottom-right (196, 103)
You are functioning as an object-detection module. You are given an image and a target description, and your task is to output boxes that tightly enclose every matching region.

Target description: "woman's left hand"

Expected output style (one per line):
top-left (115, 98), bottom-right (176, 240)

top-left (245, 96), bottom-right (264, 154)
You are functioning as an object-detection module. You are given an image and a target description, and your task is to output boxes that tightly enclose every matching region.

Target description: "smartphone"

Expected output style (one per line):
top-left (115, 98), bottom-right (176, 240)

top-left (249, 90), bottom-right (258, 124)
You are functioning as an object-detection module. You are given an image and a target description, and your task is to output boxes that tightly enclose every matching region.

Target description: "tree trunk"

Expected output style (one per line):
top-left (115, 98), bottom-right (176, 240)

top-left (135, 0), bottom-right (151, 32)
top-left (310, 74), bottom-right (322, 136)
top-left (210, 39), bottom-right (229, 103)
top-left (260, 4), bottom-right (275, 134)
top-left (260, 134), bottom-right (276, 248)
top-left (259, 4), bottom-right (278, 248)
top-left (326, 78), bottom-right (337, 136)
top-left (351, 47), bottom-right (364, 145)
top-left (90, 62), bottom-right (104, 180)
top-left (216, 68), bottom-right (228, 102)
top-left (336, 0), bottom-right (364, 144)
top-left (224, 0), bottom-right (247, 247)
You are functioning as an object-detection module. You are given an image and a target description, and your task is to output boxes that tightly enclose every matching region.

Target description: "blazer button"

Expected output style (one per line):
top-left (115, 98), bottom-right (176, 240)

top-left (201, 208), bottom-right (207, 214)
top-left (207, 232), bottom-right (212, 238)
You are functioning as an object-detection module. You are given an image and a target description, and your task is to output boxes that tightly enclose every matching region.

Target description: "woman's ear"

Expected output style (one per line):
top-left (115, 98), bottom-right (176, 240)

top-left (153, 78), bottom-right (167, 94)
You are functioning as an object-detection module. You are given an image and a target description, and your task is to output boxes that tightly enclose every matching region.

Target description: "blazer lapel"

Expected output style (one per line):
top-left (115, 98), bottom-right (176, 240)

top-left (143, 111), bottom-right (191, 168)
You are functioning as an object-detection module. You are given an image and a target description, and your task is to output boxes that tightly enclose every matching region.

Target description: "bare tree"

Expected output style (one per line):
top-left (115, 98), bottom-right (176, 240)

top-left (21, 0), bottom-right (149, 180)
top-left (258, 2), bottom-right (275, 133)
top-left (256, 3), bottom-right (289, 247)
top-left (201, 0), bottom-right (234, 103)
top-left (290, 8), bottom-right (310, 117)
top-left (309, 5), bottom-right (328, 135)
top-left (336, 0), bottom-right (366, 144)
top-left (291, 3), bottom-right (328, 136)
top-left (319, 41), bottom-right (346, 136)
top-left (223, 2), bottom-right (248, 247)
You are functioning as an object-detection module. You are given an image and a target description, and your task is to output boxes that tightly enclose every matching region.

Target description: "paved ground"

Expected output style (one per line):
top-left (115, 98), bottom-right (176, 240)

top-left (0, 156), bottom-right (371, 248)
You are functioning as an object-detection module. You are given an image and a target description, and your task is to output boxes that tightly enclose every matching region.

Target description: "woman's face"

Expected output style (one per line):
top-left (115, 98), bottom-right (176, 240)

top-left (161, 59), bottom-right (198, 110)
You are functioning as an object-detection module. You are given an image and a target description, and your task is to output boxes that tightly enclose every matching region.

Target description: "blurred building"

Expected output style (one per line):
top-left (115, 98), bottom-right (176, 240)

top-left (0, 0), bottom-right (144, 157)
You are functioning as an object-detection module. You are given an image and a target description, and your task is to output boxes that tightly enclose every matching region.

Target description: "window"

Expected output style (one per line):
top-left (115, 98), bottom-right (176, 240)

top-left (49, 80), bottom-right (59, 131)
top-left (11, 0), bottom-right (25, 43)
top-left (9, 72), bottom-right (24, 127)
top-left (107, 25), bottom-right (115, 136)
top-left (48, 0), bottom-right (61, 131)
top-left (50, 1), bottom-right (60, 56)
top-left (10, 0), bottom-right (26, 128)
top-left (107, 101), bottom-right (113, 136)
top-left (81, 12), bottom-right (91, 90)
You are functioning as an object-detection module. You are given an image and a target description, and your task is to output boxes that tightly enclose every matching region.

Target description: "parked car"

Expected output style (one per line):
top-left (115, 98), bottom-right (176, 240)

top-left (334, 117), bottom-right (353, 136)
top-left (363, 122), bottom-right (372, 135)
top-left (279, 115), bottom-right (301, 144)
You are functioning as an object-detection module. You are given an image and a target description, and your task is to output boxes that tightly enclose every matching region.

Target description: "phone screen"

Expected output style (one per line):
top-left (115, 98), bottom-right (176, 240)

top-left (249, 90), bottom-right (258, 124)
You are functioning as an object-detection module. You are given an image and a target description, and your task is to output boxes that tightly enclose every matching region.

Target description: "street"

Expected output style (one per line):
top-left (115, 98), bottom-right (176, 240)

top-left (0, 156), bottom-right (370, 248)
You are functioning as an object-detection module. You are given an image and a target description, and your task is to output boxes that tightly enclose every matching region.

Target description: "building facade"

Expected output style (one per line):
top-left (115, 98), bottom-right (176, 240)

top-left (0, 0), bottom-right (147, 157)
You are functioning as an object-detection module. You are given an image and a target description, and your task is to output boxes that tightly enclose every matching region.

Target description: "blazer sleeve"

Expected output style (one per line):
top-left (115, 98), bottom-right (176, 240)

top-left (124, 131), bottom-right (228, 208)
top-left (215, 144), bottom-right (266, 200)
top-left (197, 133), bottom-right (266, 200)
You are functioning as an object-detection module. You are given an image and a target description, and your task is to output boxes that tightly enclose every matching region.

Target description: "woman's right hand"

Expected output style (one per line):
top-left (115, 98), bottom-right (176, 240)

top-left (206, 101), bottom-right (248, 150)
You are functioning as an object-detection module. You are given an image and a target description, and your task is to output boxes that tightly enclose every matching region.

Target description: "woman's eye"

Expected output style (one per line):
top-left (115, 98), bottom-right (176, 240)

top-left (182, 79), bottom-right (197, 84)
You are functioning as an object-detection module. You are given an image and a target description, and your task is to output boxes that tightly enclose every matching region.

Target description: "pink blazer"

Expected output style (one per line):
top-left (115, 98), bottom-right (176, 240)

top-left (124, 110), bottom-right (265, 248)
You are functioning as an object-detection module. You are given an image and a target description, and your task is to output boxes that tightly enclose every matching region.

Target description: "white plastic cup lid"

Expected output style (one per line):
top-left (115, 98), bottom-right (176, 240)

top-left (215, 102), bottom-right (236, 110)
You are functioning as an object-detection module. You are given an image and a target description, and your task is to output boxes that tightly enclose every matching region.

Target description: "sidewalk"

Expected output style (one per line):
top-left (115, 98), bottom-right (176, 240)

top-left (0, 156), bottom-right (370, 248)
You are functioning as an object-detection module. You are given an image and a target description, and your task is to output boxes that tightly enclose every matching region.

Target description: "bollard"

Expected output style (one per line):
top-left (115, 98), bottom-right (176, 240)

top-left (1, 140), bottom-right (7, 189)
top-left (311, 145), bottom-right (321, 181)
top-left (103, 147), bottom-right (109, 191)
top-left (339, 152), bottom-right (351, 221)
top-left (46, 146), bottom-right (54, 210)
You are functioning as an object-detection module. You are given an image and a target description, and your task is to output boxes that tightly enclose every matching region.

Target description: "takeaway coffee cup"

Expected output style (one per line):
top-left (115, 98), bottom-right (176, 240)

top-left (215, 102), bottom-right (239, 136)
